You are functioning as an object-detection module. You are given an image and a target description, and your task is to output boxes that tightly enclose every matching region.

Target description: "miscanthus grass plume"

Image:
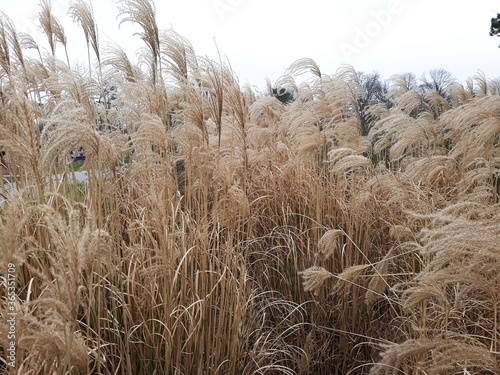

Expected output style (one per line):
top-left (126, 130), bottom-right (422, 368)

top-left (0, 1), bottom-right (499, 374)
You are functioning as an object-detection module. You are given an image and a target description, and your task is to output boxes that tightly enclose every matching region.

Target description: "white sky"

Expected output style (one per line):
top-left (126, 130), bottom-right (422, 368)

top-left (2, 0), bottom-right (500, 87)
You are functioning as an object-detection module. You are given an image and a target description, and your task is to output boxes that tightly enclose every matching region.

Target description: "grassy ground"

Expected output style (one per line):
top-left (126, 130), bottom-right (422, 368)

top-left (70, 161), bottom-right (85, 172)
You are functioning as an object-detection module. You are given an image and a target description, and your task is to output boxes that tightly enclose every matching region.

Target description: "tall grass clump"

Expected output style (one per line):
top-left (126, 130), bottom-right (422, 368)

top-left (0, 1), bottom-right (499, 374)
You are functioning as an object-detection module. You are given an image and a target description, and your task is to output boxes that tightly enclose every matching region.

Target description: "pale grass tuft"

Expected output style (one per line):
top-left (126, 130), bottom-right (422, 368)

top-left (17, 315), bottom-right (89, 373)
top-left (331, 264), bottom-right (372, 296)
top-left (299, 266), bottom-right (334, 296)
top-left (442, 95), bottom-right (500, 167)
top-left (102, 42), bottom-right (143, 83)
top-left (317, 229), bottom-right (345, 260)
top-left (403, 155), bottom-right (458, 190)
top-left (370, 338), bottom-right (496, 375)
top-left (285, 57), bottom-right (322, 79)
top-left (365, 248), bottom-right (395, 307)
top-left (248, 96), bottom-right (286, 128)
top-left (160, 28), bottom-right (198, 84)
top-left (328, 148), bottom-right (371, 176)
top-left (37, 0), bottom-right (65, 57)
top-left (116, 0), bottom-right (161, 85)
top-left (0, 198), bottom-right (31, 265)
top-left (214, 183), bottom-right (250, 229)
top-left (425, 89), bottom-right (450, 116)
top-left (389, 225), bottom-right (414, 242)
top-left (68, 0), bottom-right (100, 64)
top-left (40, 104), bottom-right (119, 173)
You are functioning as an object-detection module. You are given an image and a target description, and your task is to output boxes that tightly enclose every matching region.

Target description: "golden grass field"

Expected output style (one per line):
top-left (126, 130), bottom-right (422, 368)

top-left (0, 1), bottom-right (499, 374)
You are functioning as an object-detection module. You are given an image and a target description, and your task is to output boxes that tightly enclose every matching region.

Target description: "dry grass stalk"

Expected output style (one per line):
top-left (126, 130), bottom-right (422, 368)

top-left (2, 3), bottom-right (500, 373)
top-left (299, 266), bottom-right (334, 296)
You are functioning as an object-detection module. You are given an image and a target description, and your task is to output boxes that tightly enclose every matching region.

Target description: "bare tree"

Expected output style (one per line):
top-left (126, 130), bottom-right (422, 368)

top-left (357, 71), bottom-right (388, 135)
top-left (419, 68), bottom-right (456, 99)
top-left (402, 72), bottom-right (420, 92)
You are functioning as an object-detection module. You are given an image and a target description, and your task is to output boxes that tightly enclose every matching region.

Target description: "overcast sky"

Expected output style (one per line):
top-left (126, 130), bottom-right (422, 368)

top-left (2, 0), bottom-right (499, 87)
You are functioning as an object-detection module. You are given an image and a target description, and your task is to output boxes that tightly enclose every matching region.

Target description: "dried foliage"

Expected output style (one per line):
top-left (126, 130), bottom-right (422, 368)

top-left (0, 3), bottom-right (499, 375)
